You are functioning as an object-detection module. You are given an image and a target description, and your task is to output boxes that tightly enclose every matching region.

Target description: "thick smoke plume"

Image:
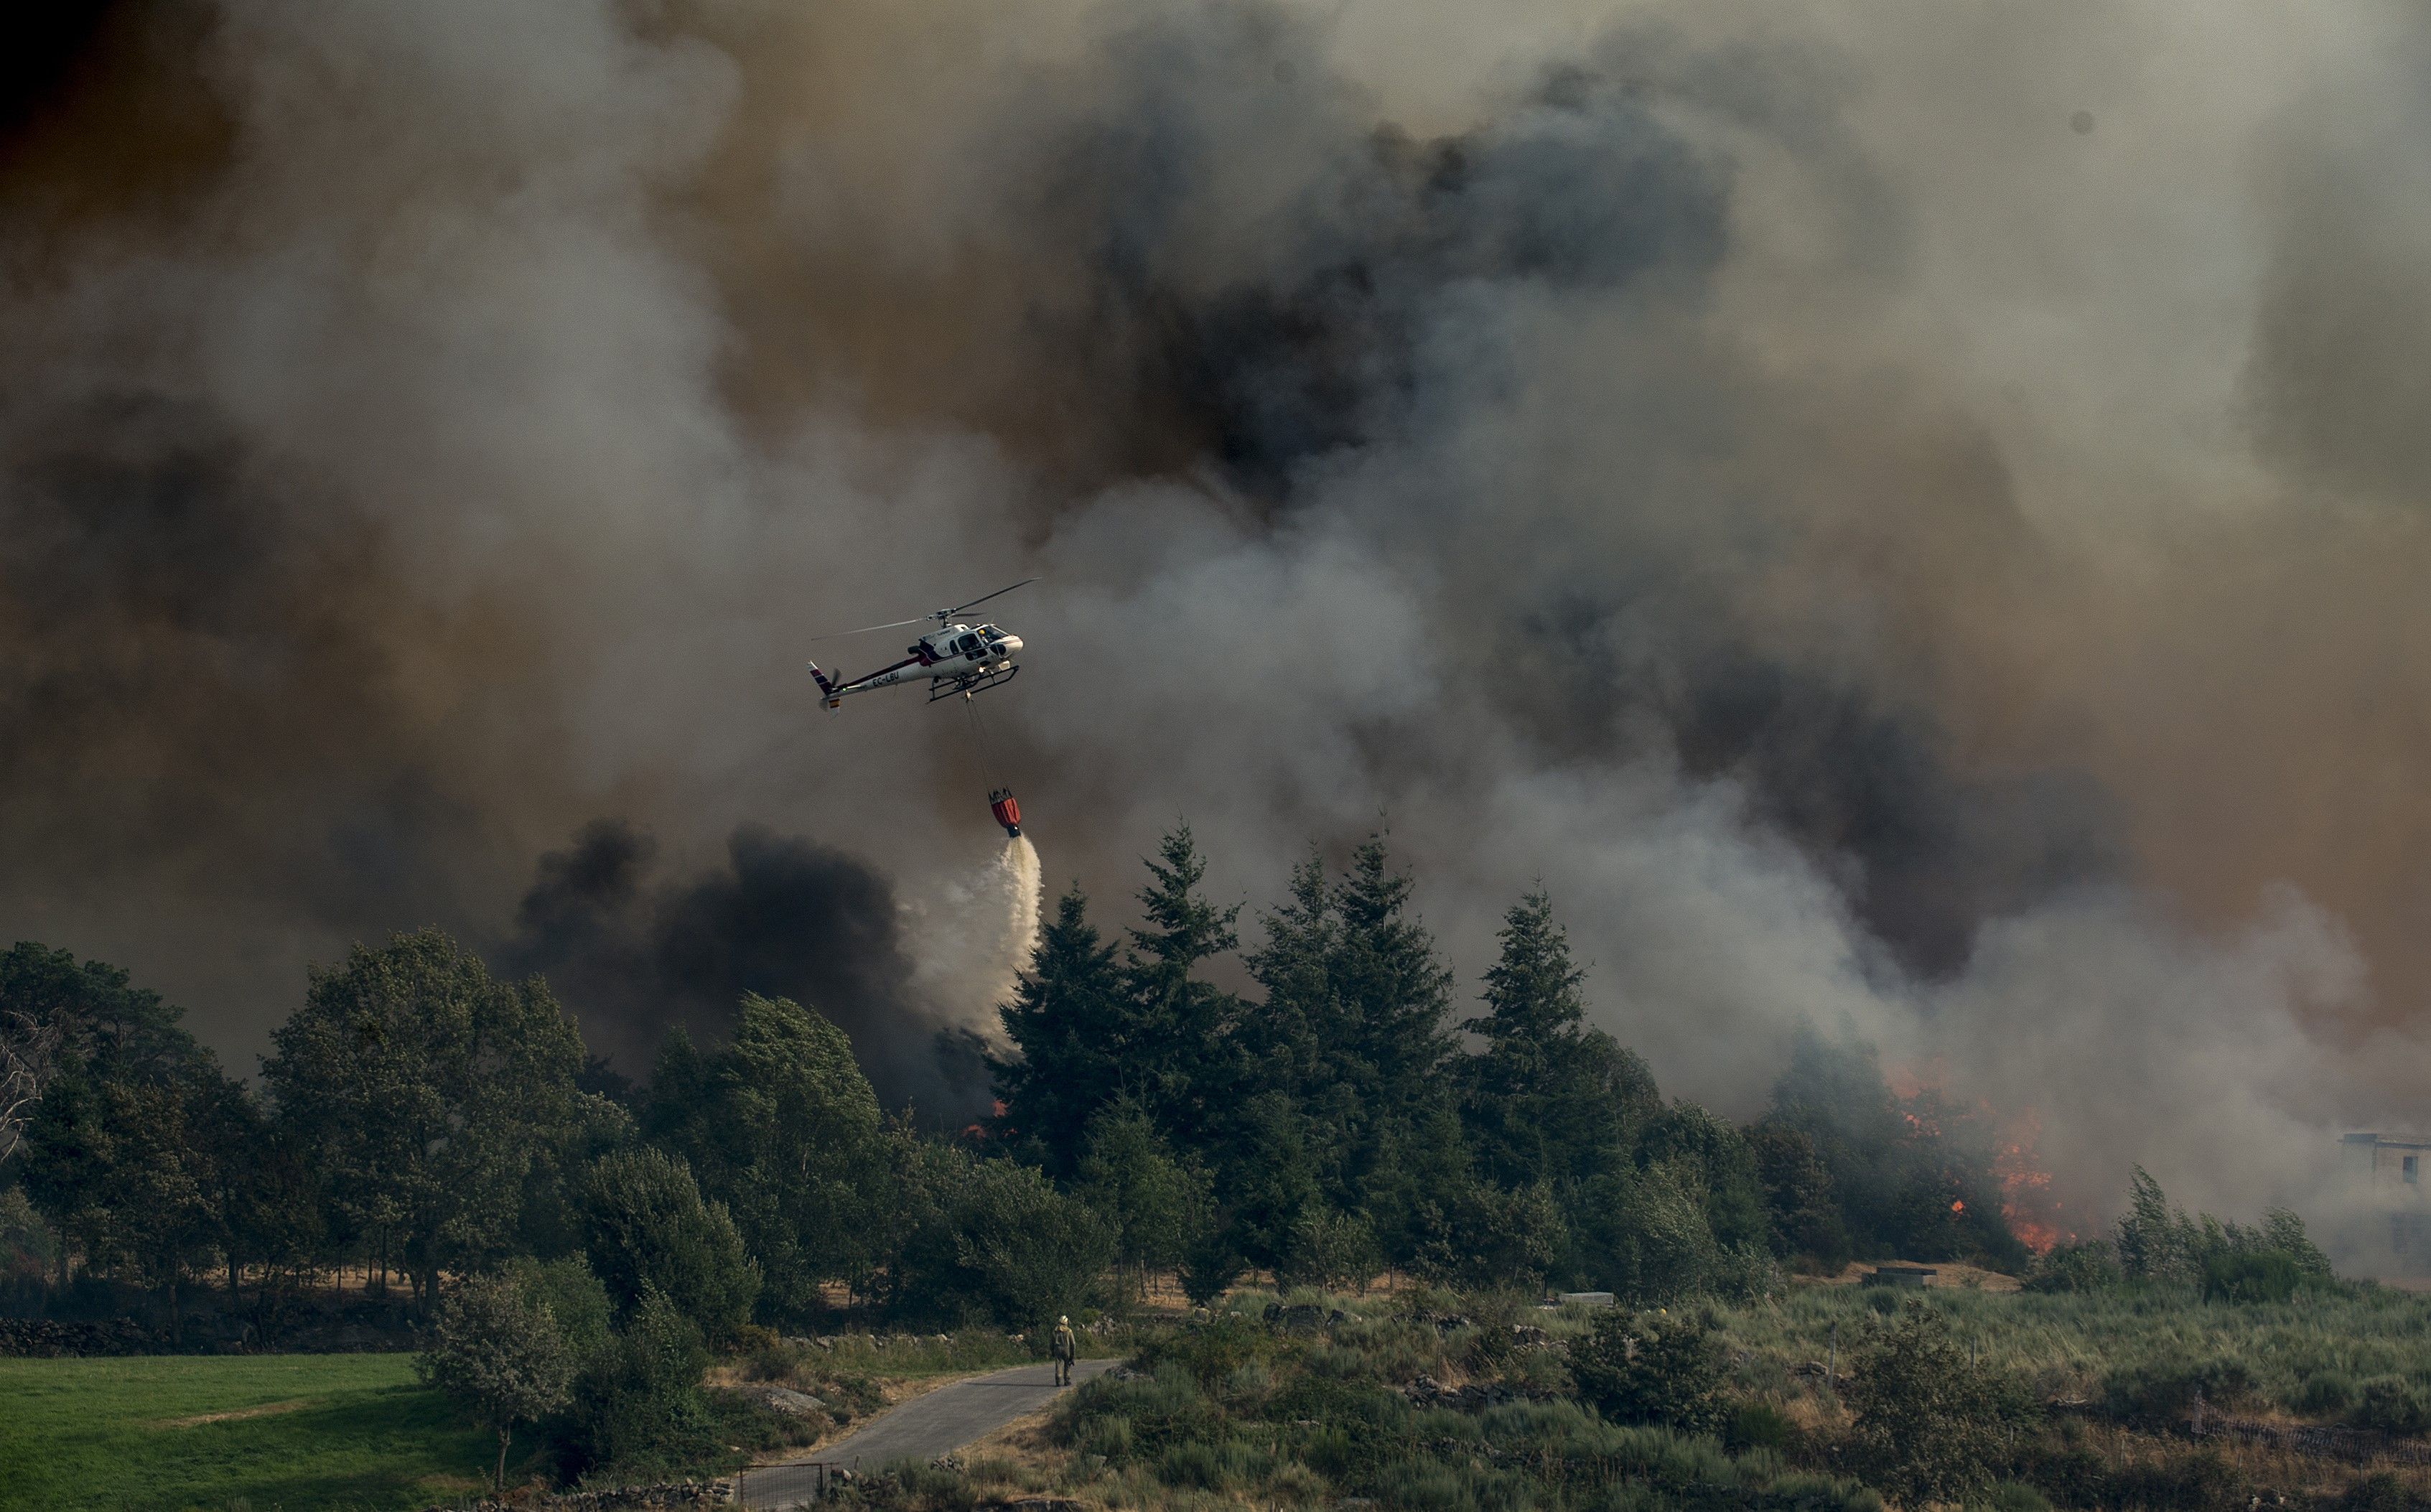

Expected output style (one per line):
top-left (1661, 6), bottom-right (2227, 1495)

top-left (497, 818), bottom-right (999, 1114)
top-left (8, 0), bottom-right (2431, 1233)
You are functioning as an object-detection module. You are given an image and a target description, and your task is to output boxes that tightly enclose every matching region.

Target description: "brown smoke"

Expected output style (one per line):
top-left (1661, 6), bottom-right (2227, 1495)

top-left (6, 0), bottom-right (2431, 1225)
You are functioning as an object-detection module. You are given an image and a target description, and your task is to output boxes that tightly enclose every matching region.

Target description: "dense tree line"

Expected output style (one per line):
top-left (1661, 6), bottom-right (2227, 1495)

top-left (0, 827), bottom-right (2033, 1349)
top-left (991, 829), bottom-right (2028, 1302)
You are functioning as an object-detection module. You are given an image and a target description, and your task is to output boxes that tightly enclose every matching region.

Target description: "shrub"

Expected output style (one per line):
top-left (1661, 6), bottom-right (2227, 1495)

top-left (1843, 1302), bottom-right (2034, 1506)
top-left (2102, 1358), bottom-right (2254, 1427)
top-left (1729, 1401), bottom-right (1800, 1454)
top-left (552, 1289), bottom-right (716, 1482)
top-left (867, 1460), bottom-right (981, 1512)
top-left (581, 1147), bottom-right (760, 1345)
top-left (1070, 1414), bottom-right (1134, 1461)
top-left (2295, 1369), bottom-right (2358, 1417)
top-left (2337, 1474), bottom-right (2420, 1512)
top-left (2102, 1447), bottom-right (2246, 1511)
top-left (742, 1332), bottom-right (808, 1383)
top-left (1134, 1309), bottom-right (1279, 1387)
top-left (1156, 1439), bottom-right (1229, 1490)
top-left (1378, 1461), bottom-right (1480, 1512)
top-left (1974, 1483), bottom-right (2053, 1512)
top-left (1759, 1473), bottom-right (1885, 1512)
top-left (1073, 1365), bottom-right (1224, 1457)
top-left (1567, 1307), bottom-right (1727, 1435)
top-left (2201, 1247), bottom-right (2303, 1305)
top-left (2024, 1241), bottom-right (2122, 1295)
top-left (2351, 1377), bottom-right (2431, 1437)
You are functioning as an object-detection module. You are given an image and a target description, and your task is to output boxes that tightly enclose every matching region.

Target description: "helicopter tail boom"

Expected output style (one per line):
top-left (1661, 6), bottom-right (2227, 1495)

top-left (806, 661), bottom-right (846, 710)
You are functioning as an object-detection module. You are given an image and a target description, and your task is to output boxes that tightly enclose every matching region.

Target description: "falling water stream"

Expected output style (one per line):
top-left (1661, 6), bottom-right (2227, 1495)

top-left (992, 834), bottom-right (1043, 1004)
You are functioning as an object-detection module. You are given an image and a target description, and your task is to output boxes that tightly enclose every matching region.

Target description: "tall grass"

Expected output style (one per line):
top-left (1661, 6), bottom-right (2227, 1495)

top-left (1719, 1282), bottom-right (2431, 1417)
top-left (1032, 1300), bottom-right (1883, 1512)
top-left (830, 1282), bottom-right (2431, 1512)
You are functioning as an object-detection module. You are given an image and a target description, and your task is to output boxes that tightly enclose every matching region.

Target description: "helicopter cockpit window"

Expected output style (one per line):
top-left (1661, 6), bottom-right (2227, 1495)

top-left (957, 633), bottom-right (981, 655)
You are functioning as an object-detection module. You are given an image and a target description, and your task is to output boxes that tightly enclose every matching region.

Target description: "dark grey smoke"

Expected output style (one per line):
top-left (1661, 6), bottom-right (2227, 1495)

top-left (498, 821), bottom-right (982, 1117)
top-left (1040, 38), bottom-right (1730, 498)
top-left (1667, 658), bottom-right (2125, 979)
top-left (6, 0), bottom-right (2431, 1232)
top-left (969, 22), bottom-right (2114, 979)
top-left (0, 390), bottom-right (489, 935)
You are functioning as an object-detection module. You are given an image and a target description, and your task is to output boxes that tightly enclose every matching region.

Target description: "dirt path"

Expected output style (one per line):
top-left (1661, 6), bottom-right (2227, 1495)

top-left (737, 1358), bottom-right (1121, 1509)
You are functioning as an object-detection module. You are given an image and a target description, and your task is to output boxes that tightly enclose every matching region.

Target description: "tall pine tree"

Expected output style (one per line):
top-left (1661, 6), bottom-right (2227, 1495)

top-left (1240, 850), bottom-right (1348, 1218)
top-left (1332, 838), bottom-right (1456, 1131)
top-left (1120, 827), bottom-right (1243, 1151)
top-left (1462, 891), bottom-right (1655, 1193)
top-left (991, 887), bottom-right (1131, 1175)
top-left (1239, 850), bottom-right (1335, 1111)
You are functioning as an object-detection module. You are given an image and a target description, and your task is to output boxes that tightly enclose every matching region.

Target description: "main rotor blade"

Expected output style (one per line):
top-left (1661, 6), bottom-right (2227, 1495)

top-left (806, 615), bottom-right (930, 641)
top-left (945, 577), bottom-right (1039, 617)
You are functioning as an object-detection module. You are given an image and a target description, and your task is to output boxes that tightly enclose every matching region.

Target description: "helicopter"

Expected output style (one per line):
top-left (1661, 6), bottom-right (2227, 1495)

top-left (807, 579), bottom-right (1037, 837)
top-left (805, 578), bottom-right (1033, 711)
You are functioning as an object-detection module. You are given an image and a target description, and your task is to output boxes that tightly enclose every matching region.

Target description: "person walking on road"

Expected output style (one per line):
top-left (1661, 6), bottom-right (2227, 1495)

top-left (1050, 1315), bottom-right (1077, 1386)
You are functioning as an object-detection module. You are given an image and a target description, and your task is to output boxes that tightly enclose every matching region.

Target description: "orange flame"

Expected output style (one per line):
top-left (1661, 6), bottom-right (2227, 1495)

top-left (1994, 1108), bottom-right (2073, 1254)
top-left (1887, 1063), bottom-right (2076, 1255)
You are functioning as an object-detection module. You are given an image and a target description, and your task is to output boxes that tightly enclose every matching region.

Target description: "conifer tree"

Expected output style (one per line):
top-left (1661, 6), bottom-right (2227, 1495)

top-left (991, 887), bottom-right (1131, 1175)
top-left (1239, 850), bottom-right (1335, 1109)
top-left (1241, 851), bottom-right (1352, 1210)
top-left (1462, 891), bottom-right (1653, 1193)
top-left (1333, 839), bottom-right (1456, 1119)
top-left (1119, 826), bottom-right (1243, 1149)
top-left (1330, 838), bottom-right (1457, 1210)
top-left (1076, 1098), bottom-right (1208, 1292)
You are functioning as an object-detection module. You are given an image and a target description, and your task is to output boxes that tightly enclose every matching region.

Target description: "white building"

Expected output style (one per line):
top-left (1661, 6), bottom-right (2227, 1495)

top-left (2342, 1132), bottom-right (2431, 1271)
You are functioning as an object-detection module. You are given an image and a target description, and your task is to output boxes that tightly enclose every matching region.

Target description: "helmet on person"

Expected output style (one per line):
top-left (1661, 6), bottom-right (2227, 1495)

top-left (1058, 1315), bottom-right (1070, 1325)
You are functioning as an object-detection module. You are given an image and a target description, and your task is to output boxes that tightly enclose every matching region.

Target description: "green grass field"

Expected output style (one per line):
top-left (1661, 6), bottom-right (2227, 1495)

top-left (0, 1353), bottom-right (500, 1512)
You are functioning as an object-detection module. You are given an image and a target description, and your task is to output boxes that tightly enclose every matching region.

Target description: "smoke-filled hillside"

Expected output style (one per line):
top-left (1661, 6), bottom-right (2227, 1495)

top-left (5, 0), bottom-right (2431, 1226)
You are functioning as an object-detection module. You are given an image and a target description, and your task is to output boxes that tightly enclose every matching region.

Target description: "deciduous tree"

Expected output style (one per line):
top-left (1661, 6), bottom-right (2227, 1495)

top-left (1076, 1098), bottom-right (1208, 1292)
top-left (418, 1271), bottom-right (574, 1494)
top-left (263, 929), bottom-right (602, 1307)
top-left (648, 994), bottom-right (888, 1325)
top-left (579, 1147), bottom-right (759, 1345)
top-left (892, 1152), bottom-right (1113, 1329)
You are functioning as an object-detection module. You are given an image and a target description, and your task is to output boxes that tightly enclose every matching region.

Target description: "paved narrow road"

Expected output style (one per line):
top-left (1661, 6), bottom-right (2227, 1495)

top-left (737, 1358), bottom-right (1123, 1509)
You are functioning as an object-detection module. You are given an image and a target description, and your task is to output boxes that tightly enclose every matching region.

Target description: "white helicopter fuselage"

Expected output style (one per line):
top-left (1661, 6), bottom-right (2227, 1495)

top-left (808, 620), bottom-right (1023, 706)
top-left (911, 622), bottom-right (1022, 676)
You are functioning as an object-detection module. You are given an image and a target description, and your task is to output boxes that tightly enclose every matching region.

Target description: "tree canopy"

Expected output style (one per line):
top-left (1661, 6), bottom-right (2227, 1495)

top-left (3, 819), bottom-right (2054, 1340)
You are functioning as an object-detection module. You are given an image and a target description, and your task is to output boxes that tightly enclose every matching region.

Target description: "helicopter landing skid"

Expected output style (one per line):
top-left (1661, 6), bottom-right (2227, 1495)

top-left (929, 664), bottom-right (1020, 702)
